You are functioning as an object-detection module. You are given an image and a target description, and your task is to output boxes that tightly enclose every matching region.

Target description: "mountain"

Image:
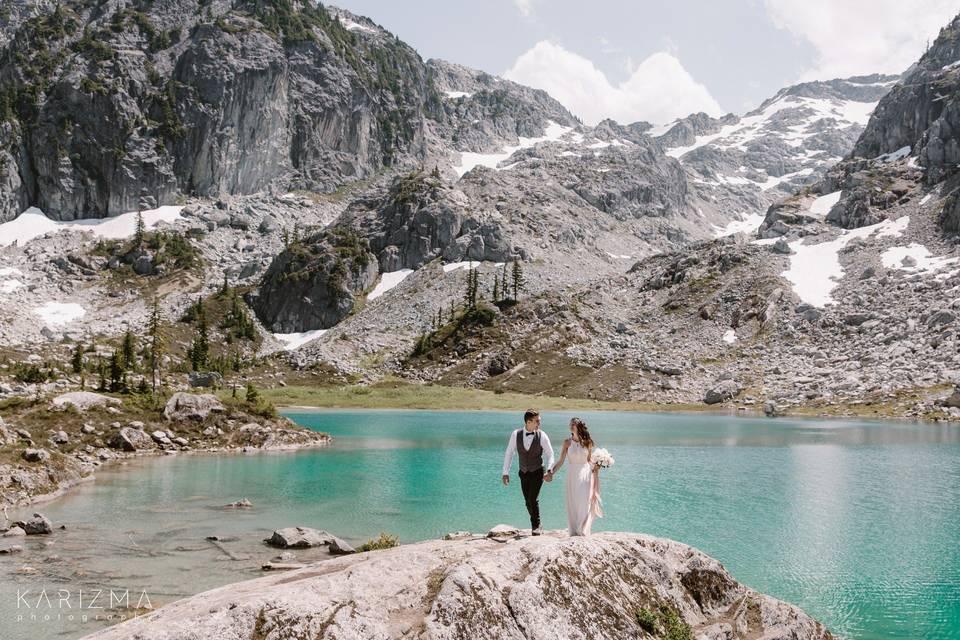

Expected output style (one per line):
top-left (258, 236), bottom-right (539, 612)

top-left (7, 0), bottom-right (952, 422)
top-left (651, 74), bottom-right (898, 236)
top-left (395, 12), bottom-right (960, 419)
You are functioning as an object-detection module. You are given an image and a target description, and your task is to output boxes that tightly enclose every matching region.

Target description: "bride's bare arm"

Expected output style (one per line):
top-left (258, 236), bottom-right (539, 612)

top-left (550, 439), bottom-right (570, 474)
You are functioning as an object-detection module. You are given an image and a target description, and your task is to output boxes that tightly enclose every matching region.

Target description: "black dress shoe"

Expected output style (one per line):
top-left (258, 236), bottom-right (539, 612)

top-left (532, 527), bottom-right (543, 536)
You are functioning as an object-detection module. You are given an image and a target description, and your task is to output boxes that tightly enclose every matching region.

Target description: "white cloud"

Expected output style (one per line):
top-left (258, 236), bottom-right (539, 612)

top-left (504, 41), bottom-right (723, 125)
top-left (513, 0), bottom-right (536, 18)
top-left (764, 0), bottom-right (958, 79)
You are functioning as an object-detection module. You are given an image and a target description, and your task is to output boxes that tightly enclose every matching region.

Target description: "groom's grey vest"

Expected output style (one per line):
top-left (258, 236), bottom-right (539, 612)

top-left (517, 430), bottom-right (543, 473)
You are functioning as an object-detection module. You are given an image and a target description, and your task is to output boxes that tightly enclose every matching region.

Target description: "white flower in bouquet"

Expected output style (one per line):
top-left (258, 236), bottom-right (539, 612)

top-left (592, 447), bottom-right (614, 469)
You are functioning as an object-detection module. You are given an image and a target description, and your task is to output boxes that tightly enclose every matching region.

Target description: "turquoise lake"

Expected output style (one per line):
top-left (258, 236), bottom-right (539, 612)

top-left (4, 409), bottom-right (960, 640)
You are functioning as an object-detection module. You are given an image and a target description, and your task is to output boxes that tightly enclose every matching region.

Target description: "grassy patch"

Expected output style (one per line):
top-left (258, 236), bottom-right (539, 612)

top-left (258, 379), bottom-right (709, 413)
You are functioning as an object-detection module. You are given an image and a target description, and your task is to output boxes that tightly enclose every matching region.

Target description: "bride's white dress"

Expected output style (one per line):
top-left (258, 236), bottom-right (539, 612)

top-left (565, 441), bottom-right (601, 536)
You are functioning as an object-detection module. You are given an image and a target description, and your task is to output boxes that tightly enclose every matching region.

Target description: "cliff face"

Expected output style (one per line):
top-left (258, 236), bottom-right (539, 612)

top-left (816, 13), bottom-right (960, 229)
top-left (0, 1), bottom-right (437, 221)
top-left (80, 532), bottom-right (834, 640)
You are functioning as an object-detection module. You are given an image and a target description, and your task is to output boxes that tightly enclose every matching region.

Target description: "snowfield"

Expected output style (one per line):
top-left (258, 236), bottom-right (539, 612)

top-left (368, 269), bottom-right (414, 300)
top-left (34, 302), bottom-right (86, 326)
top-left (713, 212), bottom-right (766, 238)
top-left (442, 261), bottom-right (480, 273)
top-left (659, 94), bottom-right (877, 160)
top-left (273, 329), bottom-right (328, 351)
top-left (809, 191), bottom-right (841, 217)
top-left (881, 244), bottom-right (960, 279)
top-left (0, 205), bottom-right (184, 247)
top-left (783, 217), bottom-right (909, 307)
top-left (454, 121), bottom-right (572, 177)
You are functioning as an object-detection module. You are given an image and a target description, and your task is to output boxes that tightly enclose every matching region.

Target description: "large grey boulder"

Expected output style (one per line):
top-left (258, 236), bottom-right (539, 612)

top-left (51, 392), bottom-right (121, 412)
top-left (188, 371), bottom-right (223, 389)
top-left (163, 393), bottom-right (226, 421)
top-left (264, 527), bottom-right (333, 549)
top-left (80, 533), bottom-right (834, 640)
top-left (21, 448), bottom-right (50, 463)
top-left (108, 427), bottom-right (155, 452)
top-left (704, 379), bottom-right (743, 405)
top-left (328, 536), bottom-right (356, 555)
top-left (15, 513), bottom-right (53, 535)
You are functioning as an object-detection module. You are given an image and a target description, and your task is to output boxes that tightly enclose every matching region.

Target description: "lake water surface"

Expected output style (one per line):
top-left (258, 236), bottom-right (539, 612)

top-left (4, 409), bottom-right (959, 640)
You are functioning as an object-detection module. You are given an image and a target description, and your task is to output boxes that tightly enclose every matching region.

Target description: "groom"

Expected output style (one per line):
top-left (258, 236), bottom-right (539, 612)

top-left (502, 409), bottom-right (555, 535)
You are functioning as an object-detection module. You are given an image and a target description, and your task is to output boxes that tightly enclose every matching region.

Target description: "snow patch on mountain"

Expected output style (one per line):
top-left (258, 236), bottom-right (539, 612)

top-left (454, 121), bottom-right (572, 177)
top-left (714, 212), bottom-right (766, 237)
top-left (368, 269), bottom-right (414, 300)
top-left (274, 329), bottom-right (328, 351)
top-left (0, 205), bottom-right (184, 247)
top-left (662, 94), bottom-right (876, 160)
top-left (881, 244), bottom-right (960, 278)
top-left (34, 302), bottom-right (86, 326)
top-left (809, 191), bottom-right (842, 217)
top-left (783, 217), bottom-right (909, 307)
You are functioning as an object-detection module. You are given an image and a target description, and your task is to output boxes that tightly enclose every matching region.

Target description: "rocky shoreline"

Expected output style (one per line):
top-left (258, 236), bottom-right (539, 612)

top-left (80, 530), bottom-right (835, 640)
top-left (0, 391), bottom-right (331, 511)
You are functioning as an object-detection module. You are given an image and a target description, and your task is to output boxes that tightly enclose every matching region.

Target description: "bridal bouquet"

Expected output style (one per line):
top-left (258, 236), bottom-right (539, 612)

top-left (592, 448), bottom-right (615, 469)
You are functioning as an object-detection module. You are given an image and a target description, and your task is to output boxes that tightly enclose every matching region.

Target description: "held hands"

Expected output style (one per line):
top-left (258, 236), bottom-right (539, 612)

top-left (544, 471), bottom-right (553, 482)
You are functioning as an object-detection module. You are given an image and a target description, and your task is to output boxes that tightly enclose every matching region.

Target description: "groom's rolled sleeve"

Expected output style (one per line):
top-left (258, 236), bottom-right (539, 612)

top-left (502, 430), bottom-right (517, 476)
top-left (542, 433), bottom-right (555, 472)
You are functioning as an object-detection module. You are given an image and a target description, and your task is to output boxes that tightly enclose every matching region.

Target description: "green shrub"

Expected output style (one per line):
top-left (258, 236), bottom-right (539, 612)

top-left (658, 606), bottom-right (692, 640)
top-left (635, 608), bottom-right (657, 634)
top-left (357, 533), bottom-right (399, 552)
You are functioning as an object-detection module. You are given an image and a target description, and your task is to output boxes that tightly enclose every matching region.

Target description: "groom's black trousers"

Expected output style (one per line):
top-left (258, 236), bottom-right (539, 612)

top-left (519, 468), bottom-right (544, 529)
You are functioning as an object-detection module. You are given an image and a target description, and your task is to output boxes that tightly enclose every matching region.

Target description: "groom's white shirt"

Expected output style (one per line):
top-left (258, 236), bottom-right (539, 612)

top-left (502, 429), bottom-right (555, 476)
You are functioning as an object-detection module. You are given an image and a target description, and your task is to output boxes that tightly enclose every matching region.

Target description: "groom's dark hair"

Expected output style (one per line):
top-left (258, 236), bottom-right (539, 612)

top-left (523, 409), bottom-right (539, 423)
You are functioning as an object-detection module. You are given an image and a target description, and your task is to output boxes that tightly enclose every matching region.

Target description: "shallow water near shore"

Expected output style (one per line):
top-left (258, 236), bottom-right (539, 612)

top-left (3, 409), bottom-right (959, 640)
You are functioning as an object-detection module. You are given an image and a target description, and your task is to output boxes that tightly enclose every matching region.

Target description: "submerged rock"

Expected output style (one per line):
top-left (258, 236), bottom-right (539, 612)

top-left (328, 536), bottom-right (356, 555)
top-left (82, 532), bottom-right (834, 640)
top-left (15, 513), bottom-right (53, 535)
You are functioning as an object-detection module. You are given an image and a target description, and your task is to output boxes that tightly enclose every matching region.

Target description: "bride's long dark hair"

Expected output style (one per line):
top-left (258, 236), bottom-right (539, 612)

top-left (570, 418), bottom-right (594, 450)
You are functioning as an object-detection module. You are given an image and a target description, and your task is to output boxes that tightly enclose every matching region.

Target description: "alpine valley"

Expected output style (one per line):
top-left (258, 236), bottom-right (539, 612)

top-left (3, 2), bottom-right (960, 436)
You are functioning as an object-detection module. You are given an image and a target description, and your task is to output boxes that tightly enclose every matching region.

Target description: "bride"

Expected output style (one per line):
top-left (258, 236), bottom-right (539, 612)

top-left (548, 417), bottom-right (603, 536)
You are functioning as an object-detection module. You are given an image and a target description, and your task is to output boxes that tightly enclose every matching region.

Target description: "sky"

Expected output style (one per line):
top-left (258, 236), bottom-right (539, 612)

top-left (333, 0), bottom-right (958, 125)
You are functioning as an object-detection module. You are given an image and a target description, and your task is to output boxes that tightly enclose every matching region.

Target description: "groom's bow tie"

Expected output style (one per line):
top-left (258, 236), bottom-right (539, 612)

top-left (525, 431), bottom-right (536, 436)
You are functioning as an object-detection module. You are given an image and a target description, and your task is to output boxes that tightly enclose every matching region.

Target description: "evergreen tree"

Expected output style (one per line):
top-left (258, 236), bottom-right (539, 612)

top-left (220, 271), bottom-right (230, 297)
top-left (70, 343), bottom-right (84, 374)
top-left (146, 297), bottom-right (165, 396)
top-left (134, 210), bottom-right (146, 247)
top-left (511, 261), bottom-right (525, 300)
top-left (109, 350), bottom-right (124, 392)
top-left (232, 350), bottom-right (242, 372)
top-left (464, 268), bottom-right (479, 308)
top-left (493, 274), bottom-right (500, 302)
top-left (97, 357), bottom-right (106, 391)
top-left (189, 303), bottom-right (209, 371)
top-left (245, 382), bottom-right (260, 405)
top-left (121, 329), bottom-right (136, 370)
